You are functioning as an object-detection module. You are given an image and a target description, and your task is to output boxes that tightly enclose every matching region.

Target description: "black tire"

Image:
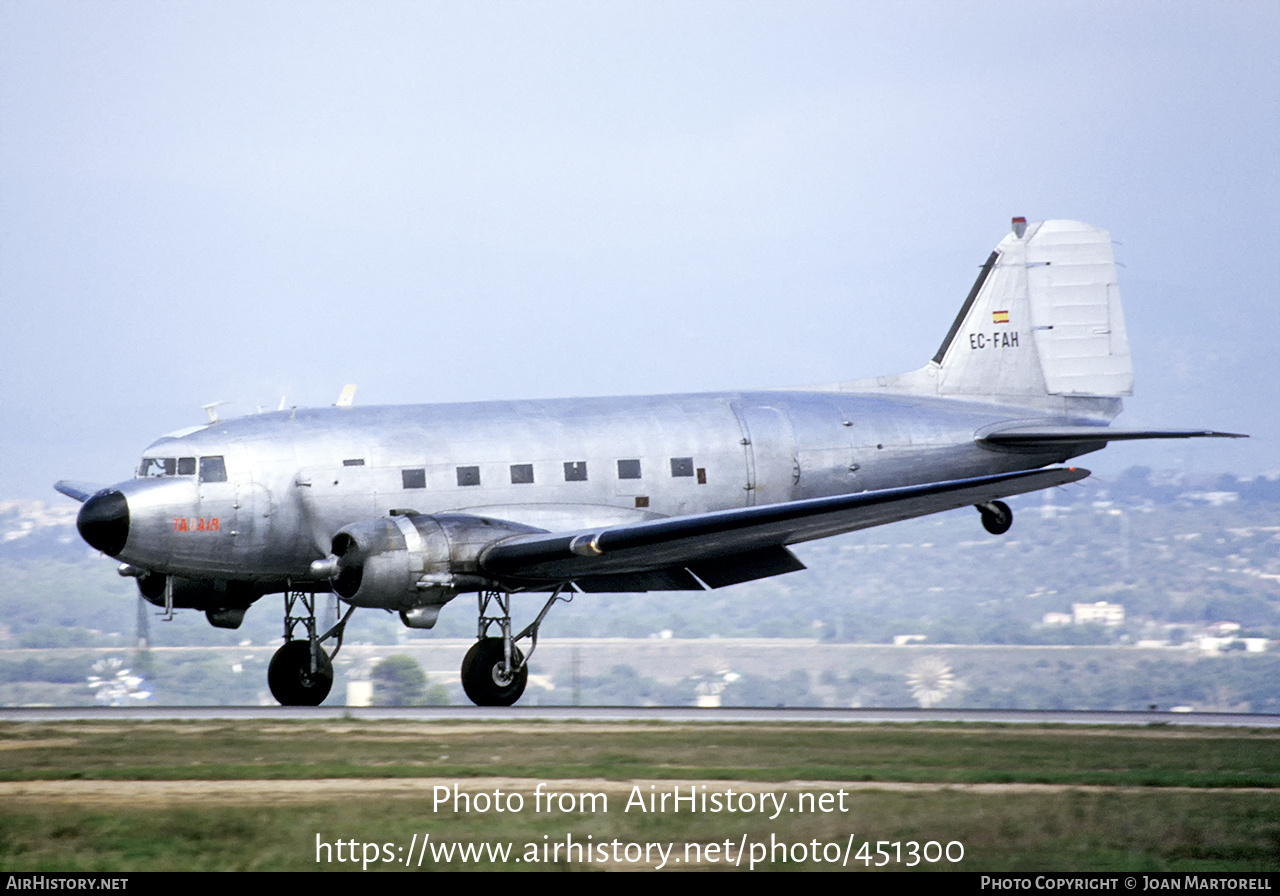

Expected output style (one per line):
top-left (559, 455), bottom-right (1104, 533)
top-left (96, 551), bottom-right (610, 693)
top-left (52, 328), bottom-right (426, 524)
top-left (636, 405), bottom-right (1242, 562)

top-left (268, 640), bottom-right (334, 706)
top-left (980, 500), bottom-right (1013, 535)
top-left (460, 637), bottom-right (527, 707)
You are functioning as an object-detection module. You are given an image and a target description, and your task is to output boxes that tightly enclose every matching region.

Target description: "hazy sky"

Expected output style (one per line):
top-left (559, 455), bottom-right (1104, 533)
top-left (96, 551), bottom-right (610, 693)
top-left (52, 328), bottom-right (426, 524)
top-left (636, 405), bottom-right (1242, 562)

top-left (3, 1), bottom-right (1275, 501)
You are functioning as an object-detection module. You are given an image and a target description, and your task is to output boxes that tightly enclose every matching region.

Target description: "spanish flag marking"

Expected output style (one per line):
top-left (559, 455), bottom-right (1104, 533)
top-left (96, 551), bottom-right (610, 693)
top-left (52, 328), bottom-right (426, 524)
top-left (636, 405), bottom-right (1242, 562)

top-left (992, 310), bottom-right (1009, 324)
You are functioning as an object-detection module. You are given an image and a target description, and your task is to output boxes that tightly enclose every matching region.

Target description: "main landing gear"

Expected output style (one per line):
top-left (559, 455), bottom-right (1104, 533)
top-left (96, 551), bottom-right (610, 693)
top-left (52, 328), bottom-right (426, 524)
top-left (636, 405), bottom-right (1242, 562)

top-left (977, 500), bottom-right (1013, 535)
top-left (268, 585), bottom-right (355, 706)
top-left (461, 586), bottom-right (571, 706)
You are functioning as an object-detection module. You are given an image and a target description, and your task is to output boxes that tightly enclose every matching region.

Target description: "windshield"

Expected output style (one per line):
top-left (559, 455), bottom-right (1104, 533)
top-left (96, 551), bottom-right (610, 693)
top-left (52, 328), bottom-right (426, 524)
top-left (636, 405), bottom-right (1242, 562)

top-left (137, 455), bottom-right (224, 482)
top-left (138, 457), bottom-right (183, 477)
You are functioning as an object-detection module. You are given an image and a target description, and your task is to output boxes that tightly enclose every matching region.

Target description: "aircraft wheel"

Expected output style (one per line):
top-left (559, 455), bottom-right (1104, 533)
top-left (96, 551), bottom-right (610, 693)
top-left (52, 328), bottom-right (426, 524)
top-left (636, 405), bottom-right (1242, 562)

top-left (268, 640), bottom-right (334, 706)
top-left (979, 500), bottom-right (1013, 535)
top-left (461, 637), bottom-right (527, 707)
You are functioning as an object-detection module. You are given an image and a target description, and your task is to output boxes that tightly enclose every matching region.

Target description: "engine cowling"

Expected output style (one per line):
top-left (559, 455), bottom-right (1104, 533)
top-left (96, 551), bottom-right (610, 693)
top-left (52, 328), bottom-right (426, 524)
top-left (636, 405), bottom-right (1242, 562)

top-left (323, 513), bottom-right (544, 618)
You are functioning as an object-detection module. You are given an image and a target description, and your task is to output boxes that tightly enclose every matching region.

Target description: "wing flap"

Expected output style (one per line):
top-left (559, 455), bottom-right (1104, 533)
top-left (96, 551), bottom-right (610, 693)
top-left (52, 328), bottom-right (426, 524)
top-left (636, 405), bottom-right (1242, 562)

top-left (570, 567), bottom-right (706, 592)
top-left (687, 545), bottom-right (807, 589)
top-left (561, 546), bottom-right (807, 592)
top-left (481, 467), bottom-right (1088, 584)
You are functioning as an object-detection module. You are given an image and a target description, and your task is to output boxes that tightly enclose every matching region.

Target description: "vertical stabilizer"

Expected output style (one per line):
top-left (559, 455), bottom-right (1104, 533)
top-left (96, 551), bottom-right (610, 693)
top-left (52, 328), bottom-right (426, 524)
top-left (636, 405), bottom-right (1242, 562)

top-left (932, 219), bottom-right (1133, 400)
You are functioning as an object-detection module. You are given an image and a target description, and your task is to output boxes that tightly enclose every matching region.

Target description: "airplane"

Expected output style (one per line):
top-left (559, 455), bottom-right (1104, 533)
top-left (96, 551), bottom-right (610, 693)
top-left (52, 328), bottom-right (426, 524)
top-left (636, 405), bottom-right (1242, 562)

top-left (57, 218), bottom-right (1243, 707)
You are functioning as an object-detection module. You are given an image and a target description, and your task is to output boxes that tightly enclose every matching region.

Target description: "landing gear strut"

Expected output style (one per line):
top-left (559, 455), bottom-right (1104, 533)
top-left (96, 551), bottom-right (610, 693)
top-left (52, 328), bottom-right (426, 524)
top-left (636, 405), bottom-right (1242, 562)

top-left (977, 500), bottom-right (1013, 535)
top-left (269, 585), bottom-right (355, 706)
top-left (461, 586), bottom-right (571, 706)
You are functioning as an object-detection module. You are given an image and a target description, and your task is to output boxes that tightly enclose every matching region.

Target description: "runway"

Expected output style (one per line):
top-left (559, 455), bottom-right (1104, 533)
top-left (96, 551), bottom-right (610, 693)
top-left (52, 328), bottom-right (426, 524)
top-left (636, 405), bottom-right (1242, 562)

top-left (3, 705), bottom-right (1279, 726)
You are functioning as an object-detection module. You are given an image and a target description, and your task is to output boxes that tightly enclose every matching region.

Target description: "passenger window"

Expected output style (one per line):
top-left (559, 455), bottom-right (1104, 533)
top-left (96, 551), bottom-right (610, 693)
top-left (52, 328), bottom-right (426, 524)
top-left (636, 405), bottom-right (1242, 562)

top-left (564, 461), bottom-right (588, 482)
top-left (199, 456), bottom-right (227, 483)
top-left (510, 464), bottom-right (534, 484)
top-left (671, 457), bottom-right (694, 477)
top-left (178, 457), bottom-right (196, 476)
top-left (343, 458), bottom-right (366, 467)
top-left (403, 469), bottom-right (427, 489)
top-left (456, 466), bottom-right (480, 487)
top-left (617, 459), bottom-right (642, 480)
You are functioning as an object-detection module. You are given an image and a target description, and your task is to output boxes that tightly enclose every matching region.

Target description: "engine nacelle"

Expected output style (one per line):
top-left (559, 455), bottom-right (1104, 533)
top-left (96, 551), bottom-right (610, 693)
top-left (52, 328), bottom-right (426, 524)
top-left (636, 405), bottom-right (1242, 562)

top-left (326, 513), bottom-right (544, 618)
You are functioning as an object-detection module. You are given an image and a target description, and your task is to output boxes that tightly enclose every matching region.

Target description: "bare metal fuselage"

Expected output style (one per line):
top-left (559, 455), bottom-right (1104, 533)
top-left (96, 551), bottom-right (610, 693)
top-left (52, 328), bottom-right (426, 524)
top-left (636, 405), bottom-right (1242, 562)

top-left (113, 388), bottom-right (1072, 596)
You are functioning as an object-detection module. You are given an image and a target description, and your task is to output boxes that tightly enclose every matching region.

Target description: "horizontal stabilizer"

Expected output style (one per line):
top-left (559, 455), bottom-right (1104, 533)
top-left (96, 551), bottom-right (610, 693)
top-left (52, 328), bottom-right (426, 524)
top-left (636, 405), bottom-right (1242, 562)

top-left (980, 424), bottom-right (1247, 450)
top-left (54, 480), bottom-right (102, 503)
top-left (481, 467), bottom-right (1089, 585)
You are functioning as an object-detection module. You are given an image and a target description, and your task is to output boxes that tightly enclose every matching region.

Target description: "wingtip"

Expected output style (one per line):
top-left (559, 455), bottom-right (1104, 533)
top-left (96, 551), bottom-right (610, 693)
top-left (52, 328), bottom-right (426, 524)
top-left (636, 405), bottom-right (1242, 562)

top-left (54, 480), bottom-right (100, 503)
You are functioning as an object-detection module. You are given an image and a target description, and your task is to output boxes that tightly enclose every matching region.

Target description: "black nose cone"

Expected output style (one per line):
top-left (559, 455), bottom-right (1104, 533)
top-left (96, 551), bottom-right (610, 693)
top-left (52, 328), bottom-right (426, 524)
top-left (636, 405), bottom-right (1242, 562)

top-left (78, 490), bottom-right (130, 556)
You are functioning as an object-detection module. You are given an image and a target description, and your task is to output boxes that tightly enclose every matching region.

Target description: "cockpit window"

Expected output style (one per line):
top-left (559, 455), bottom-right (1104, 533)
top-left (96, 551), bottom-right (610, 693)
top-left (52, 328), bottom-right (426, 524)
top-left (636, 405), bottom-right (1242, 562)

top-left (138, 458), bottom-right (174, 477)
top-left (199, 456), bottom-right (227, 483)
top-left (138, 455), bottom-right (226, 481)
top-left (138, 457), bottom-right (197, 478)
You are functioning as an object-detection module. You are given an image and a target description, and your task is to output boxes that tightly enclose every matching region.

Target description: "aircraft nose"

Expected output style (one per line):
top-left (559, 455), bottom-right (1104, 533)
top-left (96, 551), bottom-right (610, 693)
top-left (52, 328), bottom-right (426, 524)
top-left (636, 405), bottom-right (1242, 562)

top-left (78, 489), bottom-right (130, 556)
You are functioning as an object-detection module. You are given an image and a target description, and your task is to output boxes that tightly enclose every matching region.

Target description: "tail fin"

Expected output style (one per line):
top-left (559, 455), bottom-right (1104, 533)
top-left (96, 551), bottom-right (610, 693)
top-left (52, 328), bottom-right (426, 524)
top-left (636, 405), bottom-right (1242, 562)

top-left (849, 220), bottom-right (1134, 413)
top-left (933, 219), bottom-right (1132, 399)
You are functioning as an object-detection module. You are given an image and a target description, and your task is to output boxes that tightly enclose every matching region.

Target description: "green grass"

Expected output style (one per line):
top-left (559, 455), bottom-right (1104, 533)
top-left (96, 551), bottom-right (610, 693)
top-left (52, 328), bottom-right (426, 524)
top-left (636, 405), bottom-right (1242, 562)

top-left (2, 720), bottom-right (1278, 786)
top-left (2, 720), bottom-right (1279, 871)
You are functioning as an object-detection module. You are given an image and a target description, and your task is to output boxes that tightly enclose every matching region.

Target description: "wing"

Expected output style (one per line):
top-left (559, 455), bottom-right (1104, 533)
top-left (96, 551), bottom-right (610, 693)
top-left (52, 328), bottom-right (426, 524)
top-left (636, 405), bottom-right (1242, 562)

top-left (54, 480), bottom-right (103, 503)
top-left (480, 467), bottom-right (1089, 590)
top-left (979, 423), bottom-right (1246, 451)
